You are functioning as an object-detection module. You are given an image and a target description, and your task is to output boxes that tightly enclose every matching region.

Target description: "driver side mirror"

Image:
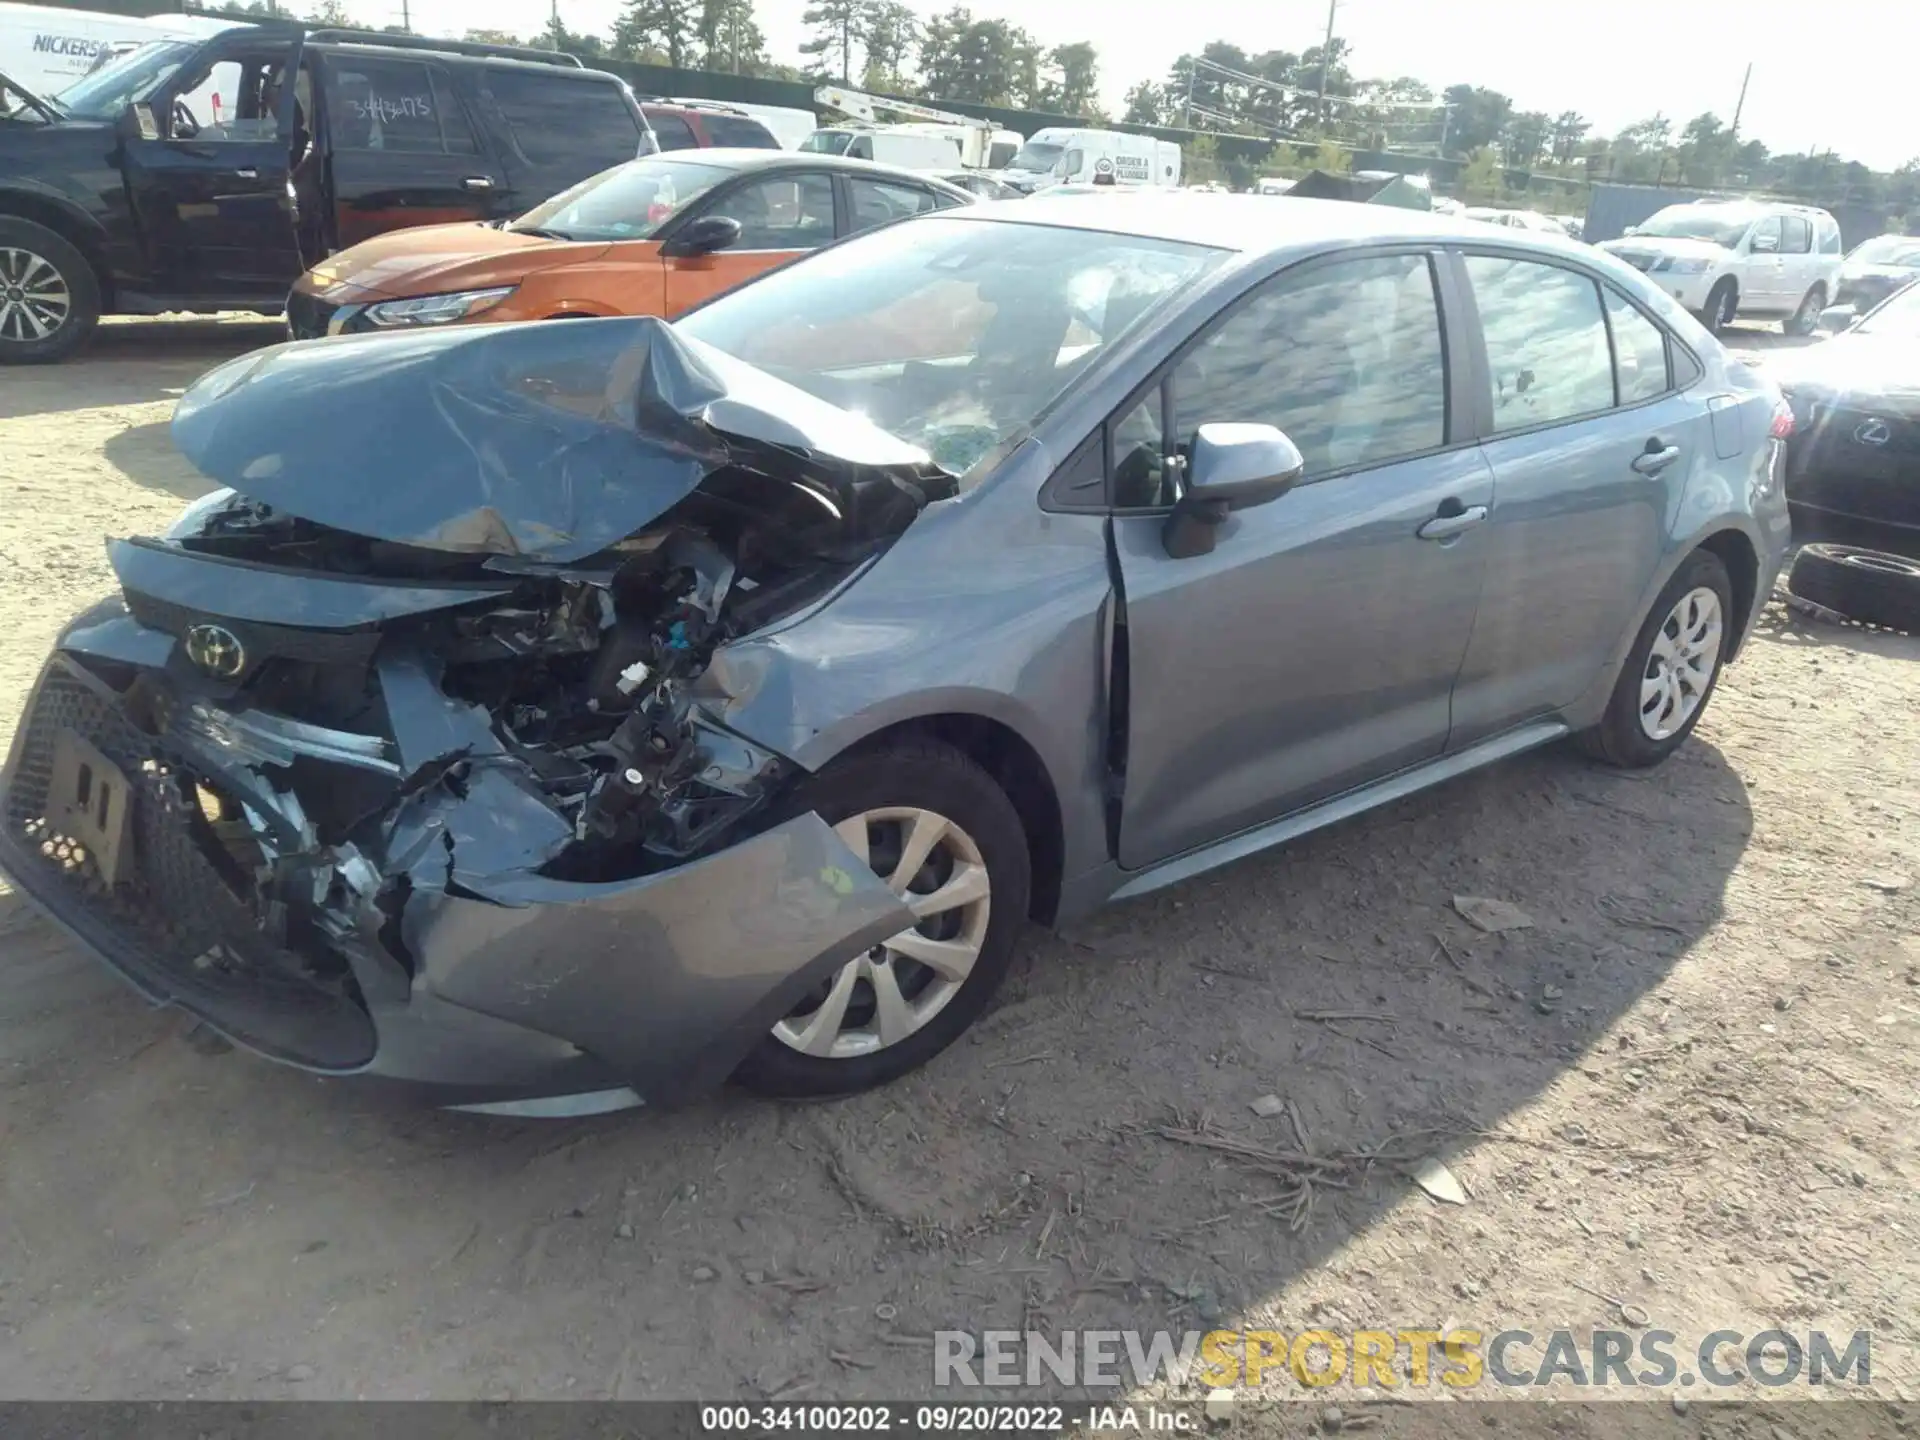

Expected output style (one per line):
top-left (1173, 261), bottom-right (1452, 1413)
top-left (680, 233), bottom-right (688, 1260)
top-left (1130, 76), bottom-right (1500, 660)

top-left (1817, 304), bottom-right (1858, 333)
top-left (1162, 422), bottom-right (1305, 559)
top-left (1751, 233), bottom-right (1780, 253)
top-left (660, 214), bottom-right (742, 259)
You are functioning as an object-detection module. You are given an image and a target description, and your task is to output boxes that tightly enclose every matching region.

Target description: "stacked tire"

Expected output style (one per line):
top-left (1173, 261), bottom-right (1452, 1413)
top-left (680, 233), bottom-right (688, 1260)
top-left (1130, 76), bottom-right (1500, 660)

top-left (1786, 543), bottom-right (1920, 634)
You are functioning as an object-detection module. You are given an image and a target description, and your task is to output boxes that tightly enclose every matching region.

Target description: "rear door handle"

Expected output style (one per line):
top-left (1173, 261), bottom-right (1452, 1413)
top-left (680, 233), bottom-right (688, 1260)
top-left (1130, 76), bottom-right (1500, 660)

top-left (1417, 503), bottom-right (1489, 540)
top-left (1632, 443), bottom-right (1682, 476)
top-left (462, 175), bottom-right (495, 191)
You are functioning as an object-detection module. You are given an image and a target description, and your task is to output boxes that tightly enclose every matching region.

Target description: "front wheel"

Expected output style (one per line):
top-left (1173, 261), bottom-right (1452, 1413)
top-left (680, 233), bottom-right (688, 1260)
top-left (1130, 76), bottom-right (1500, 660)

top-left (1697, 278), bottom-right (1737, 336)
top-left (0, 217), bottom-right (100, 365)
top-left (732, 739), bottom-right (1031, 1097)
top-left (1785, 283), bottom-right (1827, 337)
top-left (1579, 549), bottom-right (1734, 768)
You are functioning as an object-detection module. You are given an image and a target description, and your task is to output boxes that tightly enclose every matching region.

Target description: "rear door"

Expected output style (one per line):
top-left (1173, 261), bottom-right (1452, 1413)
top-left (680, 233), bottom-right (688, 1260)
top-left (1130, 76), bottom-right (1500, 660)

top-left (119, 31), bottom-right (306, 299)
top-left (661, 167), bottom-right (834, 314)
top-left (1447, 249), bottom-right (1703, 745)
top-left (317, 52), bottom-right (505, 252)
top-left (1778, 213), bottom-right (1817, 310)
top-left (479, 66), bottom-right (647, 215)
top-left (1743, 214), bottom-right (1787, 309)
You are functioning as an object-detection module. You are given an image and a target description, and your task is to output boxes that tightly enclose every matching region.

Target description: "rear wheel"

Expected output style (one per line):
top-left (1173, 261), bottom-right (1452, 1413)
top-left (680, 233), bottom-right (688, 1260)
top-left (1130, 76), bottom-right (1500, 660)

top-left (732, 739), bottom-right (1031, 1097)
top-left (1579, 549), bottom-right (1733, 768)
top-left (1785, 283), bottom-right (1826, 337)
top-left (1698, 278), bottom-right (1737, 336)
top-left (0, 217), bottom-right (100, 365)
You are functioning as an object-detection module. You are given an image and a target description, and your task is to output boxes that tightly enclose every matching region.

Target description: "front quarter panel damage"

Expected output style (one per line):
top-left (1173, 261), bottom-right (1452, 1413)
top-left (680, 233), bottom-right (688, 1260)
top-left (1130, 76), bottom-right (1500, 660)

top-left (403, 813), bottom-right (912, 1100)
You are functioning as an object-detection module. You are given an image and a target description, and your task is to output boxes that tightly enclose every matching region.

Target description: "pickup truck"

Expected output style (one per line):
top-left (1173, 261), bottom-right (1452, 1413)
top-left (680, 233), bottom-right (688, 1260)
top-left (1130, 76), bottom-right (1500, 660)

top-left (0, 26), bottom-right (657, 362)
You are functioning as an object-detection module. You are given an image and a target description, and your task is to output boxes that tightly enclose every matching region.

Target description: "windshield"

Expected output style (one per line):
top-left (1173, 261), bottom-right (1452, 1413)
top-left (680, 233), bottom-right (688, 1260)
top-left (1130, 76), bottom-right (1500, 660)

top-left (1007, 141), bottom-right (1063, 172)
top-left (1632, 208), bottom-right (1756, 247)
top-left (675, 216), bottom-right (1225, 476)
top-left (799, 129), bottom-right (853, 155)
top-left (1847, 234), bottom-right (1920, 269)
top-left (55, 38), bottom-right (193, 119)
top-left (1856, 279), bottom-right (1920, 337)
top-left (509, 157), bottom-right (729, 242)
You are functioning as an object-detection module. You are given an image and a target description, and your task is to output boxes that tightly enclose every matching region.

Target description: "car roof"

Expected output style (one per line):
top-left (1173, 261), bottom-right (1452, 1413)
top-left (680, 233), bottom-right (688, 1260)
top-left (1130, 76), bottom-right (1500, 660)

top-left (320, 39), bottom-right (625, 81)
top-left (638, 148), bottom-right (973, 194)
top-left (945, 192), bottom-right (1541, 255)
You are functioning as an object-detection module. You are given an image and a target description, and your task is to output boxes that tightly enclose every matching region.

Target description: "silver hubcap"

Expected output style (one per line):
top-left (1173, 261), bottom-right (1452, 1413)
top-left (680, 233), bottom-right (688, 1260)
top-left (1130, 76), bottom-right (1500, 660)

top-left (1640, 586), bottom-right (1723, 741)
top-left (772, 806), bottom-right (991, 1060)
top-left (0, 246), bottom-right (72, 342)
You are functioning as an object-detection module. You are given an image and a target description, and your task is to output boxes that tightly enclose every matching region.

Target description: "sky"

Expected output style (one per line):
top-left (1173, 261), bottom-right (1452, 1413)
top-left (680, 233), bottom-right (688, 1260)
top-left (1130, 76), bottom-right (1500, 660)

top-left (360, 0), bottom-right (1918, 171)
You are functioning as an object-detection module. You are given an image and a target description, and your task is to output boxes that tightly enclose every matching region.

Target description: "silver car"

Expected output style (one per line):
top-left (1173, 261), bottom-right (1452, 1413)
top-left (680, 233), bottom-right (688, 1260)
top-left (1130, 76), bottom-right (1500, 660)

top-left (0, 195), bottom-right (1791, 1112)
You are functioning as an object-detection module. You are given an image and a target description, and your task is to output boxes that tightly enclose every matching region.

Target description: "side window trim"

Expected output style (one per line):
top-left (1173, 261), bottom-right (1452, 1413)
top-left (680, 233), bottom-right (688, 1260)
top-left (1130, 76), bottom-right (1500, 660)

top-left (1600, 281), bottom-right (1687, 402)
top-left (1086, 244), bottom-right (1457, 515)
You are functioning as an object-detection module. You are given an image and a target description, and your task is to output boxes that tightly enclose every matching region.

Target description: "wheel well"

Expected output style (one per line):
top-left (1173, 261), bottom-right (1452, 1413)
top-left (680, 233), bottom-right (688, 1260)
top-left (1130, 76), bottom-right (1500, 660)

top-left (0, 194), bottom-right (111, 306)
top-left (1698, 529), bottom-right (1760, 655)
top-left (851, 715), bottom-right (1065, 926)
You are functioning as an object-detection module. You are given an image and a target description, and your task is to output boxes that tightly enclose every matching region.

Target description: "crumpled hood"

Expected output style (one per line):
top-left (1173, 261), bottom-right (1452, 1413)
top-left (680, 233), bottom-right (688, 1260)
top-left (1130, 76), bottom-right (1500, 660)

top-left (1764, 334), bottom-right (1920, 411)
top-left (171, 315), bottom-right (934, 562)
top-left (1601, 235), bottom-right (1730, 263)
top-left (299, 222), bottom-right (612, 303)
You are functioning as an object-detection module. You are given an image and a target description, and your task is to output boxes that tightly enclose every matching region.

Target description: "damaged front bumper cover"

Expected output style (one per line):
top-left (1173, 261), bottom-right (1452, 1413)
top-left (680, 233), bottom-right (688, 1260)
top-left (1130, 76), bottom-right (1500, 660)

top-left (0, 640), bottom-right (913, 1110)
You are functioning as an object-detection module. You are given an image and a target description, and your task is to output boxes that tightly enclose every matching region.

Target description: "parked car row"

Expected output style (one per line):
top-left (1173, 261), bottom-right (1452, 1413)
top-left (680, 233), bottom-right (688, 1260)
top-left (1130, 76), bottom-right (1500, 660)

top-left (1, 189), bottom-right (1803, 1111)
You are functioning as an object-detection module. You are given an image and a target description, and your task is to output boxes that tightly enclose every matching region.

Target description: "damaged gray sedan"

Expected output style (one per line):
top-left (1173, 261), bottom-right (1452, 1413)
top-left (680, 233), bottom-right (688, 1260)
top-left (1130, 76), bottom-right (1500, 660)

top-left (0, 197), bottom-right (1788, 1111)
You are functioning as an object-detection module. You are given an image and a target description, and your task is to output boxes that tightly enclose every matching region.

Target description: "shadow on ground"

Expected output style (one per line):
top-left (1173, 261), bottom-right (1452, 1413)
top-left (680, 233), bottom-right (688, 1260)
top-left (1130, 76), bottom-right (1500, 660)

top-left (0, 319), bottom-right (284, 421)
top-left (0, 726), bottom-right (1754, 1400)
top-left (101, 421), bottom-right (216, 503)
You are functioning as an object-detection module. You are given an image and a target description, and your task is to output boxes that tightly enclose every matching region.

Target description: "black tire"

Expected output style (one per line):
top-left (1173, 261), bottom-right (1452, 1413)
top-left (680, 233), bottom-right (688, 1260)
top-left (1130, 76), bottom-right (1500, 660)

top-left (1786, 543), bottom-right (1920, 634)
top-left (1579, 549), bottom-right (1734, 768)
top-left (1698, 278), bottom-right (1737, 336)
top-left (732, 738), bottom-right (1031, 1098)
top-left (0, 216), bottom-right (101, 364)
top-left (1784, 283), bottom-right (1827, 338)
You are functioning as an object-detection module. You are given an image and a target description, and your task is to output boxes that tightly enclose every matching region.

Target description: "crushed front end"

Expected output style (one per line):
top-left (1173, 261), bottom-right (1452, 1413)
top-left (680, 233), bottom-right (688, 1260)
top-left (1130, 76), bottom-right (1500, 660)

top-left (0, 318), bottom-right (947, 1108)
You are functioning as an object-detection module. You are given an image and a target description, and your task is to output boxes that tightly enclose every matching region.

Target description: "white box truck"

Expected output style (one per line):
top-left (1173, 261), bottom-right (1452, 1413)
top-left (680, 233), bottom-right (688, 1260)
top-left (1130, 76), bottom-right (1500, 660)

top-left (0, 2), bottom-right (239, 96)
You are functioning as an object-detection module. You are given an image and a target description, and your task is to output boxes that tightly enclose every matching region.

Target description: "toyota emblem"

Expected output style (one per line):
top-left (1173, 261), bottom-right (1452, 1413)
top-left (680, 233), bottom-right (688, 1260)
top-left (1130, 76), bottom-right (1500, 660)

top-left (184, 623), bottom-right (246, 679)
top-left (1854, 418), bottom-right (1892, 447)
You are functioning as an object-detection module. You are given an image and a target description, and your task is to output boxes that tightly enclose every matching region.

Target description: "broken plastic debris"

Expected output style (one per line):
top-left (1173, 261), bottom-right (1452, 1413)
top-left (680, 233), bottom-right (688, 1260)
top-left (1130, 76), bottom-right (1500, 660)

top-left (614, 659), bottom-right (653, 696)
top-left (1452, 895), bottom-right (1535, 933)
top-left (1410, 1156), bottom-right (1468, 1205)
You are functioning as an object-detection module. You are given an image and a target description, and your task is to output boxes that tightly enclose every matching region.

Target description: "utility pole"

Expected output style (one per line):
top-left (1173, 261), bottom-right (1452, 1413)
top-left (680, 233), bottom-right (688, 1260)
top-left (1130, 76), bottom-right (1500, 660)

top-left (1316, 0), bottom-right (1339, 129)
top-left (399, 0), bottom-right (409, 30)
top-left (1729, 61), bottom-right (1752, 141)
top-left (1183, 57), bottom-right (1196, 128)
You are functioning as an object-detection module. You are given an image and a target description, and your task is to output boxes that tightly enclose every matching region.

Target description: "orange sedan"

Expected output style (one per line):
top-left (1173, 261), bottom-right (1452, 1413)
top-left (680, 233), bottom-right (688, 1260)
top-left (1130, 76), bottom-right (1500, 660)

top-left (285, 151), bottom-right (976, 340)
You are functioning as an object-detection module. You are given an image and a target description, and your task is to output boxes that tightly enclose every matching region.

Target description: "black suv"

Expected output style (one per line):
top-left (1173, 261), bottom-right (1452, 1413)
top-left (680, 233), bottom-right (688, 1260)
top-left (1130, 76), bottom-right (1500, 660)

top-left (0, 27), bottom-right (657, 363)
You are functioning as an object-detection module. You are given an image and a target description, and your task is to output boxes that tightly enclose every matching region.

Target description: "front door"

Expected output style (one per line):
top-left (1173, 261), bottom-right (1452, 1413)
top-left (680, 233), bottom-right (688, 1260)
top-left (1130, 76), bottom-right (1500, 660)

top-left (1742, 214), bottom-right (1787, 310)
top-left (1776, 212), bottom-right (1817, 312)
top-left (120, 34), bottom-right (307, 300)
top-left (316, 53), bottom-right (506, 252)
top-left (1112, 250), bottom-right (1493, 870)
top-left (1448, 251), bottom-right (1699, 745)
top-left (661, 169), bottom-right (833, 315)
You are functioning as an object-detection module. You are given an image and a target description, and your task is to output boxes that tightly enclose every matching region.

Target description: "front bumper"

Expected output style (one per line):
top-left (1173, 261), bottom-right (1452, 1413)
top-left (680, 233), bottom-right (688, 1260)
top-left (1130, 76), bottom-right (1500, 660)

top-left (0, 645), bottom-right (910, 1108)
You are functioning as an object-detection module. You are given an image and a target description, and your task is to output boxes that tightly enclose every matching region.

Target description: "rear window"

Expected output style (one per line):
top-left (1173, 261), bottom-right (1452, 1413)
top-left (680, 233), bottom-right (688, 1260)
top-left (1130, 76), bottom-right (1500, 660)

top-left (485, 69), bottom-right (641, 171)
top-left (701, 113), bottom-right (778, 148)
top-left (647, 110), bottom-right (698, 150)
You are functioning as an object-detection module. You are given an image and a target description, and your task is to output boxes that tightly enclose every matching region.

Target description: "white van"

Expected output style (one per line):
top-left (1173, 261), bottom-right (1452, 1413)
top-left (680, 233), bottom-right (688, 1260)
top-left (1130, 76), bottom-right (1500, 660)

top-left (1599, 198), bottom-right (1845, 336)
top-left (0, 2), bottom-right (237, 96)
top-left (1002, 127), bottom-right (1181, 192)
top-left (798, 125), bottom-right (957, 172)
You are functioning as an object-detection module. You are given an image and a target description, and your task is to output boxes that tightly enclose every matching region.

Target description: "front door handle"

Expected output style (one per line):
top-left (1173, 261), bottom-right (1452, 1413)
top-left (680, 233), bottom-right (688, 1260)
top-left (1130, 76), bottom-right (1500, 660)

top-left (1417, 503), bottom-right (1489, 540)
top-left (1632, 442), bottom-right (1682, 476)
top-left (462, 175), bottom-right (495, 191)
top-left (234, 167), bottom-right (259, 179)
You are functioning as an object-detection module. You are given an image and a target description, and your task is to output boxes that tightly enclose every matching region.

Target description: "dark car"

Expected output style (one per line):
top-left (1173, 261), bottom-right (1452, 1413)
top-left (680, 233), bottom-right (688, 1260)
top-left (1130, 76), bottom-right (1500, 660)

top-left (1832, 233), bottom-right (1920, 316)
top-left (0, 197), bottom-right (1788, 1112)
top-left (1771, 280), bottom-right (1920, 559)
top-left (640, 98), bottom-right (779, 151)
top-left (0, 27), bottom-right (657, 364)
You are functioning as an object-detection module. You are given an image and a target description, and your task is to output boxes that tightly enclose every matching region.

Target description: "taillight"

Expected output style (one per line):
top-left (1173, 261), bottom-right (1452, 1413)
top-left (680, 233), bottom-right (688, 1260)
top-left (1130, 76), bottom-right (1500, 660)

top-left (1769, 400), bottom-right (1796, 440)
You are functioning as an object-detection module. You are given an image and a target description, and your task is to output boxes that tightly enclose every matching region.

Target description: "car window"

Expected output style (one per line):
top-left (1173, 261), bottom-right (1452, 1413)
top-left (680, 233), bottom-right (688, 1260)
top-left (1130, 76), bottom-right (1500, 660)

top-left (848, 177), bottom-right (939, 234)
top-left (1155, 252), bottom-right (1448, 496)
top-left (846, 134), bottom-right (873, 160)
top-left (485, 71), bottom-right (641, 171)
top-left (1781, 216), bottom-right (1813, 255)
top-left (326, 60), bottom-right (469, 154)
top-left (648, 110), bottom-right (698, 150)
top-left (1819, 219), bottom-right (1842, 255)
top-left (702, 113), bottom-right (778, 147)
top-left (170, 55), bottom-right (284, 142)
top-left (701, 172), bottom-right (834, 250)
top-left (1463, 255), bottom-right (1613, 432)
top-left (1605, 288), bottom-right (1670, 404)
top-left (510, 156), bottom-right (729, 241)
top-left (1748, 215), bottom-right (1784, 251)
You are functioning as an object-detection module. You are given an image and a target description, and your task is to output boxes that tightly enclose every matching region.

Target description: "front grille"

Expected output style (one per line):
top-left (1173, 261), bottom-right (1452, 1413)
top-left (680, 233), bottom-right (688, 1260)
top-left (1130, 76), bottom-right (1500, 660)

top-left (124, 590), bottom-right (381, 684)
top-left (285, 289), bottom-right (339, 341)
top-left (0, 660), bottom-right (376, 1071)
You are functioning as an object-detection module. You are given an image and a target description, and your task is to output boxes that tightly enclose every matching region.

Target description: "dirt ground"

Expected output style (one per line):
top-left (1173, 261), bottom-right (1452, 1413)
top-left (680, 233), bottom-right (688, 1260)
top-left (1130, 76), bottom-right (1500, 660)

top-left (0, 319), bottom-right (1916, 1413)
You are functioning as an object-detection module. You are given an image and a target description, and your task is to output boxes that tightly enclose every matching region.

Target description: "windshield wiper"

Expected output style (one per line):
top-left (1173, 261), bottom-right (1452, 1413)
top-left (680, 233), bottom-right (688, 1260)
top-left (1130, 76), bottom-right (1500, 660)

top-left (508, 225), bottom-right (575, 241)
